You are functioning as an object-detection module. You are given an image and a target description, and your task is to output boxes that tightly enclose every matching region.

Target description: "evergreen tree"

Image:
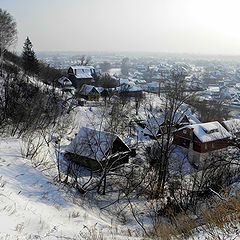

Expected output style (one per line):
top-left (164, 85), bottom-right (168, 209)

top-left (22, 37), bottom-right (39, 76)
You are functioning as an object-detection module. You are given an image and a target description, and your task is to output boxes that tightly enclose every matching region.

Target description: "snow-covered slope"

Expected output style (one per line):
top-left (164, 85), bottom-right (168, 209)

top-left (0, 138), bottom-right (134, 240)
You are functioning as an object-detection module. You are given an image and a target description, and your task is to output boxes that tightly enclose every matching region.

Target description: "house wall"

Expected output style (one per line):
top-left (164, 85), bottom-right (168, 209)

top-left (87, 94), bottom-right (99, 101)
top-left (173, 128), bottom-right (229, 153)
top-left (68, 75), bottom-right (93, 89)
top-left (68, 67), bottom-right (74, 74)
top-left (64, 151), bottom-right (129, 171)
top-left (112, 137), bottom-right (130, 153)
top-left (177, 115), bottom-right (190, 128)
top-left (64, 152), bottom-right (101, 171)
top-left (196, 139), bottom-right (228, 153)
top-left (188, 149), bottom-right (228, 169)
top-left (173, 128), bottom-right (192, 148)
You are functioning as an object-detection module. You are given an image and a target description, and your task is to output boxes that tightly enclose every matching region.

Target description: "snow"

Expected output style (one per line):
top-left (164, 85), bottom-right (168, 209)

top-left (67, 127), bottom-right (119, 160)
top-left (76, 72), bottom-right (93, 79)
top-left (179, 121), bottom-right (232, 143)
top-left (0, 137), bottom-right (135, 240)
top-left (147, 82), bottom-right (158, 88)
top-left (79, 84), bottom-right (99, 95)
top-left (58, 76), bottom-right (72, 86)
top-left (70, 66), bottom-right (95, 79)
top-left (0, 81), bottom-right (237, 239)
top-left (222, 118), bottom-right (240, 135)
top-left (143, 116), bottom-right (165, 137)
top-left (143, 110), bottom-right (200, 137)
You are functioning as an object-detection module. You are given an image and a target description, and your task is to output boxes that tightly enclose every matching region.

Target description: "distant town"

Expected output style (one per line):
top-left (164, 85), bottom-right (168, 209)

top-left (39, 51), bottom-right (240, 118)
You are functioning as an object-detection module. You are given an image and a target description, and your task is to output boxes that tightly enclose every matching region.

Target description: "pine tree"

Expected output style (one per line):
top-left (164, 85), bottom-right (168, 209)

top-left (22, 37), bottom-right (39, 76)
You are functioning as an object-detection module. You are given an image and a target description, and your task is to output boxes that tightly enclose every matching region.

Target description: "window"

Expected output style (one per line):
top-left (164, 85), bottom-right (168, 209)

top-left (205, 144), bottom-right (208, 150)
top-left (183, 129), bottom-right (187, 134)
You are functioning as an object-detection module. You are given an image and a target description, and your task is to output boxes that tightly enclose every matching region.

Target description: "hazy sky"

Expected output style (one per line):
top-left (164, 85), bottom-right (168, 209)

top-left (1, 0), bottom-right (240, 55)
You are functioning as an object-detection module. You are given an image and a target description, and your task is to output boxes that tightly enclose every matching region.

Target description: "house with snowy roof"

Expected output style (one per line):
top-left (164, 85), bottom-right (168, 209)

top-left (77, 84), bottom-right (100, 101)
top-left (173, 121), bottom-right (232, 167)
top-left (143, 110), bottom-right (201, 139)
top-left (117, 80), bottom-right (143, 97)
top-left (67, 66), bottom-right (95, 89)
top-left (64, 127), bottom-right (131, 170)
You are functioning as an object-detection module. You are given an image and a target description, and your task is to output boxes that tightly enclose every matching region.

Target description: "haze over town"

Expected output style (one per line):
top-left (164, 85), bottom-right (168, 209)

top-left (1, 0), bottom-right (240, 55)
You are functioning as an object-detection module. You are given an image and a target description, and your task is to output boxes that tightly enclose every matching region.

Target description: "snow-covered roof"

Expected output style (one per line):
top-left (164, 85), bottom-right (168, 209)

top-left (181, 108), bottom-right (201, 125)
top-left (180, 121), bottom-right (231, 143)
top-left (58, 76), bottom-right (72, 86)
top-left (117, 82), bottom-right (143, 92)
top-left (66, 127), bottom-right (127, 161)
top-left (75, 72), bottom-right (93, 79)
top-left (222, 119), bottom-right (240, 135)
top-left (79, 84), bottom-right (99, 95)
top-left (134, 79), bottom-right (146, 84)
top-left (207, 86), bottom-right (220, 93)
top-left (143, 110), bottom-right (200, 137)
top-left (70, 65), bottom-right (95, 70)
top-left (119, 79), bottom-right (131, 85)
top-left (69, 66), bottom-right (95, 79)
top-left (96, 87), bottom-right (104, 93)
top-left (185, 114), bottom-right (201, 125)
top-left (147, 82), bottom-right (158, 88)
top-left (143, 116), bottom-right (164, 137)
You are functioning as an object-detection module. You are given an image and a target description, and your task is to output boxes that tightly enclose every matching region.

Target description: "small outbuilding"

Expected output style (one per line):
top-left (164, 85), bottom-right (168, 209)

top-left (64, 127), bottom-right (131, 170)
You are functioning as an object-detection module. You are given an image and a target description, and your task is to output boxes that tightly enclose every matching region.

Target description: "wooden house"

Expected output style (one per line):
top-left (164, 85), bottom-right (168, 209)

top-left (64, 127), bottom-right (131, 170)
top-left (173, 121), bottom-right (231, 167)
top-left (143, 111), bottom-right (201, 139)
top-left (68, 66), bottom-right (95, 89)
top-left (78, 84), bottom-right (100, 101)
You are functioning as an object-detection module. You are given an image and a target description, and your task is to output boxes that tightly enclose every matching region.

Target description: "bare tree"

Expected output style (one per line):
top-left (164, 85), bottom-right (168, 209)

top-left (0, 9), bottom-right (17, 75)
top-left (121, 57), bottom-right (130, 76)
top-left (75, 55), bottom-right (91, 66)
top-left (145, 71), bottom-right (193, 197)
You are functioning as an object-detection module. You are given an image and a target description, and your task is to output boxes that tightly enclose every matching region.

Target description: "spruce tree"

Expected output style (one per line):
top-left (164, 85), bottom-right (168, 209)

top-left (22, 37), bottom-right (39, 76)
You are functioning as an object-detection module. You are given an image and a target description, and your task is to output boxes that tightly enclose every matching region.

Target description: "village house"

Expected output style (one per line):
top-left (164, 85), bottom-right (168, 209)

top-left (64, 127), bottom-right (131, 170)
top-left (67, 65), bottom-right (95, 89)
top-left (77, 84), bottom-right (100, 101)
top-left (173, 121), bottom-right (232, 168)
top-left (143, 111), bottom-right (201, 139)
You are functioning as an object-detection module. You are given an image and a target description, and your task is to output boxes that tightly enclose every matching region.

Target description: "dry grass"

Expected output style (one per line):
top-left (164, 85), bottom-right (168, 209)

top-left (79, 225), bottom-right (104, 240)
top-left (148, 191), bottom-right (240, 239)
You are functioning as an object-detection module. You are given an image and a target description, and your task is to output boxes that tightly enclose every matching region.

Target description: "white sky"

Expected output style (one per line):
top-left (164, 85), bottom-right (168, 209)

top-left (1, 0), bottom-right (240, 54)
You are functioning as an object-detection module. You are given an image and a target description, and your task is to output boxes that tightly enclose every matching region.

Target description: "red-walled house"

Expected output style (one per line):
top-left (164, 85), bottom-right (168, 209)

top-left (173, 121), bottom-right (231, 167)
top-left (143, 111), bottom-right (201, 139)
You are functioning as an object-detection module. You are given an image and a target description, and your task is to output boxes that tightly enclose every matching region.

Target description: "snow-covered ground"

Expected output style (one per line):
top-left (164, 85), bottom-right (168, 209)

top-left (0, 138), bottom-right (140, 240)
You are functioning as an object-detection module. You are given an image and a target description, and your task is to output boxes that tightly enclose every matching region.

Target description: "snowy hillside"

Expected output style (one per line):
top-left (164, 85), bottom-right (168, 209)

top-left (0, 138), bottom-right (138, 240)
